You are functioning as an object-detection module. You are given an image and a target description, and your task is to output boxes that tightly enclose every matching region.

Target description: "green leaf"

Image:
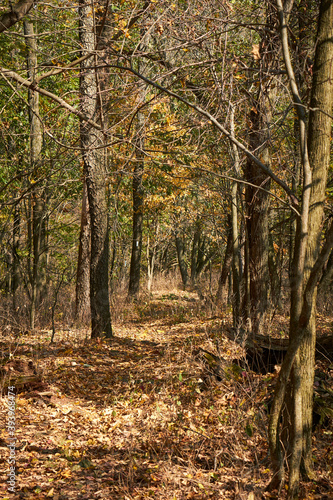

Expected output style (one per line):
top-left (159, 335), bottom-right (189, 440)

top-left (245, 423), bottom-right (253, 437)
top-left (79, 458), bottom-right (93, 469)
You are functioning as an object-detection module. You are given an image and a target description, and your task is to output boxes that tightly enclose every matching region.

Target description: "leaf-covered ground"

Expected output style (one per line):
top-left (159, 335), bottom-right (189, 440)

top-left (1, 290), bottom-right (332, 499)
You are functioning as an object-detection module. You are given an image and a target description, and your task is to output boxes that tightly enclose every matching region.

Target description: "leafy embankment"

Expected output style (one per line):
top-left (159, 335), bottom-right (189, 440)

top-left (1, 291), bottom-right (332, 499)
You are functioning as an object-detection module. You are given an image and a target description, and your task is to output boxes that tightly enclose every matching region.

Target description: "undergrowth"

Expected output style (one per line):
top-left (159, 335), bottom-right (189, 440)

top-left (0, 278), bottom-right (332, 499)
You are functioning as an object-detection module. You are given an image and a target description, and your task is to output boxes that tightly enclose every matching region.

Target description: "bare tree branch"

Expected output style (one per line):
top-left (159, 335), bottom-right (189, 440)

top-left (181, 163), bottom-right (300, 216)
top-left (32, 0), bottom-right (151, 85)
top-left (0, 0), bottom-right (36, 33)
top-left (0, 66), bottom-right (103, 131)
top-left (109, 63), bottom-right (299, 207)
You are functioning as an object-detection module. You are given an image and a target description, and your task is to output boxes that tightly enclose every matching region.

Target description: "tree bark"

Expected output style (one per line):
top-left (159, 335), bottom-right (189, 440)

top-left (128, 138), bottom-right (144, 298)
top-left (12, 203), bottom-right (20, 310)
top-left (191, 218), bottom-right (202, 285)
top-left (79, 0), bottom-right (112, 338)
top-left (147, 220), bottom-right (159, 294)
top-left (229, 104), bottom-right (242, 327)
top-left (289, 1), bottom-right (307, 280)
top-left (269, 1), bottom-right (333, 496)
top-left (244, 120), bottom-right (271, 336)
top-left (128, 52), bottom-right (147, 299)
top-left (216, 221), bottom-right (233, 306)
top-left (24, 20), bottom-right (46, 330)
top-left (243, 4), bottom-right (276, 335)
top-left (75, 177), bottom-right (91, 323)
top-left (292, 0), bottom-right (333, 484)
top-left (175, 229), bottom-right (189, 289)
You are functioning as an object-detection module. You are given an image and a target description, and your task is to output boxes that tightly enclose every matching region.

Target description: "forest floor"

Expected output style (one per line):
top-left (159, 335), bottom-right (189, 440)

top-left (0, 288), bottom-right (332, 500)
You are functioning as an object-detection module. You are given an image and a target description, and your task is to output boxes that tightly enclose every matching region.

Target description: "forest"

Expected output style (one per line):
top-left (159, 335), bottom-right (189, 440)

top-left (0, 0), bottom-right (332, 498)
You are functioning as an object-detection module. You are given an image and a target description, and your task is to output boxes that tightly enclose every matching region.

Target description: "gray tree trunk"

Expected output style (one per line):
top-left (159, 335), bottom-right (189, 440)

top-left (79, 0), bottom-right (112, 338)
top-left (24, 20), bottom-right (45, 330)
top-left (75, 178), bottom-right (91, 323)
top-left (128, 137), bottom-right (144, 298)
top-left (128, 55), bottom-right (147, 299)
top-left (175, 230), bottom-right (189, 289)
top-left (12, 203), bottom-right (20, 310)
top-left (229, 105), bottom-right (241, 327)
top-left (216, 221), bottom-right (233, 306)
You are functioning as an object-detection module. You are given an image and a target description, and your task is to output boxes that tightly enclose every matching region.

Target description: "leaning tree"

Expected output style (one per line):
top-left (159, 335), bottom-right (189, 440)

top-left (268, 0), bottom-right (333, 496)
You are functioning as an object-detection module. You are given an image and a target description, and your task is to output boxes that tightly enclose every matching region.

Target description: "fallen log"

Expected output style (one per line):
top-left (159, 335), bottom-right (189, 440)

top-left (0, 359), bottom-right (42, 393)
top-left (224, 328), bottom-right (333, 373)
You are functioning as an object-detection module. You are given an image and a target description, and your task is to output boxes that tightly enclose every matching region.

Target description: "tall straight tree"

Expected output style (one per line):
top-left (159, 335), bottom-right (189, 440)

top-left (128, 22), bottom-right (155, 298)
top-left (128, 41), bottom-right (148, 299)
top-left (175, 228), bottom-right (189, 289)
top-left (79, 0), bottom-right (112, 338)
top-left (75, 177), bottom-right (90, 323)
top-left (242, 3), bottom-right (278, 335)
top-left (128, 96), bottom-right (145, 298)
top-left (229, 104), bottom-right (242, 327)
top-left (24, 19), bottom-right (47, 330)
top-left (269, 0), bottom-right (333, 496)
top-left (12, 203), bottom-right (20, 310)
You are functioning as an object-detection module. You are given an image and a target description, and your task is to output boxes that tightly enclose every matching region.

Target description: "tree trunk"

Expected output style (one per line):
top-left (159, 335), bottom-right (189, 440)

top-left (147, 220), bottom-right (159, 295)
top-left (24, 20), bottom-right (44, 330)
top-left (269, 1), bottom-right (333, 496)
top-left (226, 105), bottom-right (243, 329)
top-left (243, 5), bottom-right (278, 336)
top-left (231, 180), bottom-right (241, 326)
top-left (244, 110), bottom-right (271, 336)
top-left (75, 177), bottom-right (91, 323)
top-left (175, 230), bottom-right (189, 289)
top-left (128, 146), bottom-right (144, 298)
top-left (191, 219), bottom-right (202, 285)
top-left (79, 0), bottom-right (112, 338)
top-left (289, 1), bottom-right (307, 280)
top-left (229, 104), bottom-right (242, 327)
top-left (216, 221), bottom-right (233, 306)
top-left (12, 203), bottom-right (20, 310)
top-left (128, 69), bottom-right (146, 298)
top-left (290, 0), bottom-right (333, 485)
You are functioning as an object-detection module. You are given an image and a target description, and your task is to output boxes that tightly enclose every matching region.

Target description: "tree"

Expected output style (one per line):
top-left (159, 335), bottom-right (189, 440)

top-left (1, 5), bottom-right (332, 495)
top-left (229, 104), bottom-right (242, 328)
top-left (128, 89), bottom-right (145, 299)
top-left (79, 0), bottom-right (112, 338)
top-left (242, 2), bottom-right (279, 336)
top-left (175, 228), bottom-right (189, 289)
top-left (269, 0), bottom-right (333, 496)
top-left (24, 19), bottom-right (47, 330)
top-left (75, 177), bottom-right (90, 322)
top-left (216, 217), bottom-right (233, 306)
top-left (106, 2), bottom-right (332, 495)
